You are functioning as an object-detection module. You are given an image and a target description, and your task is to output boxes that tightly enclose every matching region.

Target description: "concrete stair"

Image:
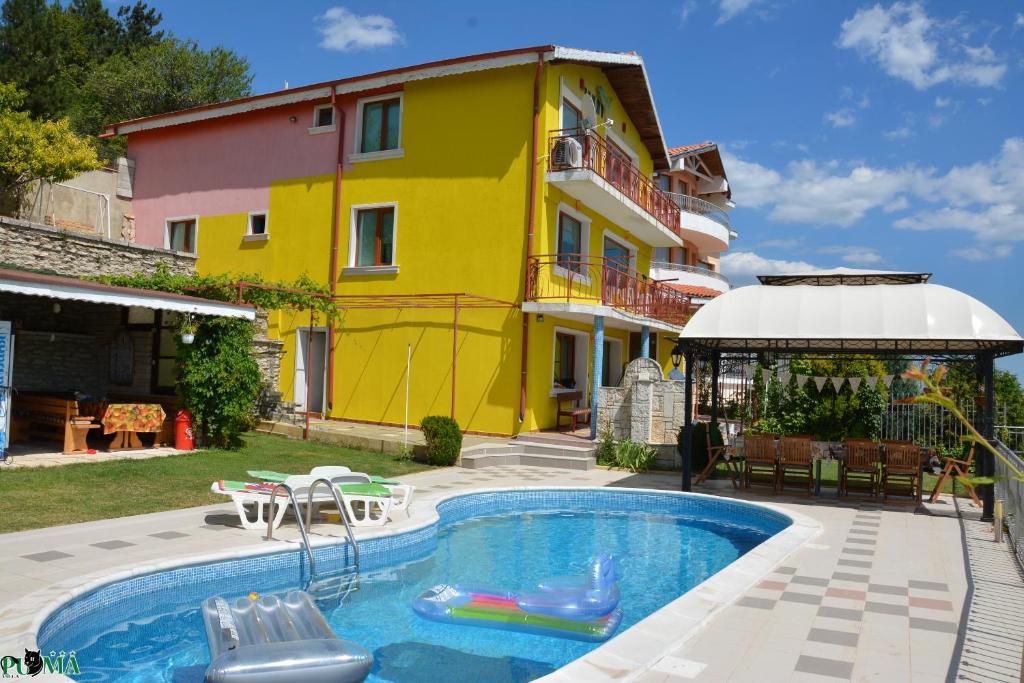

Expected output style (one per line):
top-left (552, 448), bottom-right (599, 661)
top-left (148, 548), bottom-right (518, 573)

top-left (460, 441), bottom-right (596, 470)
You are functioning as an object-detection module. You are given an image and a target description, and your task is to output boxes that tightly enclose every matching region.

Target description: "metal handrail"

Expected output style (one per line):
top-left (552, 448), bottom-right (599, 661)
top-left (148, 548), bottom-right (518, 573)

top-left (265, 483), bottom-right (317, 576)
top-left (666, 192), bottom-right (731, 230)
top-left (650, 261), bottom-right (731, 285)
top-left (305, 477), bottom-right (360, 574)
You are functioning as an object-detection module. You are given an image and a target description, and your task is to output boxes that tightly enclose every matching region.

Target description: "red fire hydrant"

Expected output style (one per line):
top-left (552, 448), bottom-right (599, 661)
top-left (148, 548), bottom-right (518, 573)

top-left (175, 409), bottom-right (195, 451)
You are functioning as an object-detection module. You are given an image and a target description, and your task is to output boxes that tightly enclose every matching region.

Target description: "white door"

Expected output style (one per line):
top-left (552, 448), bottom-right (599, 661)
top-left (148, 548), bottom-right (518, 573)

top-left (294, 329), bottom-right (327, 414)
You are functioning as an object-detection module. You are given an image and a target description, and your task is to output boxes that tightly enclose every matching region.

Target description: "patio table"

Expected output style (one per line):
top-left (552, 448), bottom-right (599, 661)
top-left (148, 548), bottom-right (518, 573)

top-left (102, 403), bottom-right (166, 451)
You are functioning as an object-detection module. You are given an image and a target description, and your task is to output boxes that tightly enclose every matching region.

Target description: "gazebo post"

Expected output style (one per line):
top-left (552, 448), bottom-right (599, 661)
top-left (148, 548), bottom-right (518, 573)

top-left (682, 347), bottom-right (694, 492)
top-left (980, 352), bottom-right (995, 522)
top-left (710, 352), bottom-right (721, 425)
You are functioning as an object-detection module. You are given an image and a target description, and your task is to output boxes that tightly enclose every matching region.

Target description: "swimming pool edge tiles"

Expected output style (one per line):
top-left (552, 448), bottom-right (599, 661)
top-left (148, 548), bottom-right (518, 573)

top-left (10, 488), bottom-right (821, 683)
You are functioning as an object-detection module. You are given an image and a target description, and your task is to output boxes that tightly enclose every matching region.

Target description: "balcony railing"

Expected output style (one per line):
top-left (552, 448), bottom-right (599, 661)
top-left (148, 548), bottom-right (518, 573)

top-left (526, 254), bottom-right (693, 326)
top-left (667, 193), bottom-right (731, 230)
top-left (650, 261), bottom-right (731, 286)
top-left (548, 129), bottom-right (682, 233)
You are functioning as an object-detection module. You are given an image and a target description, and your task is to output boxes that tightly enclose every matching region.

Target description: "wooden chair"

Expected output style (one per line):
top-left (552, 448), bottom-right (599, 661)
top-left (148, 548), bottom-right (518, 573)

top-left (555, 391), bottom-right (591, 433)
top-left (882, 442), bottom-right (924, 502)
top-left (840, 440), bottom-right (882, 497)
top-left (778, 436), bottom-right (814, 494)
top-left (742, 434), bottom-right (779, 492)
top-left (929, 443), bottom-right (980, 507)
top-left (695, 423), bottom-right (742, 488)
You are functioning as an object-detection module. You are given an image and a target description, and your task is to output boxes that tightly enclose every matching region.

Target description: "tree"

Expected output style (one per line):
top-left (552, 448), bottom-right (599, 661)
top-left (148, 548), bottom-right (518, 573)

top-left (0, 82), bottom-right (98, 208)
top-left (0, 0), bottom-right (79, 117)
top-left (74, 38), bottom-right (252, 158)
top-left (115, 1), bottom-right (162, 50)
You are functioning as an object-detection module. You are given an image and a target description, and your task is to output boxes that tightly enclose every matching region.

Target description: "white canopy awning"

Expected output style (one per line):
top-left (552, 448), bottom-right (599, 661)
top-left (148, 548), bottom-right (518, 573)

top-left (0, 269), bottom-right (255, 320)
top-left (677, 282), bottom-right (1023, 356)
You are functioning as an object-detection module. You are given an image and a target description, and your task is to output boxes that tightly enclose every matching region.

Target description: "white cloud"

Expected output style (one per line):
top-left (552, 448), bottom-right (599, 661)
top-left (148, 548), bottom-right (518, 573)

top-left (934, 96), bottom-right (952, 108)
top-left (950, 244), bottom-right (1013, 261)
top-left (716, 0), bottom-right (761, 25)
top-left (317, 6), bottom-right (403, 52)
top-left (759, 238), bottom-right (801, 250)
top-left (837, 2), bottom-right (1007, 89)
top-left (825, 108), bottom-right (857, 128)
top-left (883, 125), bottom-right (913, 140)
top-left (718, 153), bottom-right (781, 209)
top-left (679, 0), bottom-right (698, 23)
top-left (817, 245), bottom-right (884, 264)
top-left (1015, 14), bottom-right (1024, 31)
top-left (720, 251), bottom-right (820, 284)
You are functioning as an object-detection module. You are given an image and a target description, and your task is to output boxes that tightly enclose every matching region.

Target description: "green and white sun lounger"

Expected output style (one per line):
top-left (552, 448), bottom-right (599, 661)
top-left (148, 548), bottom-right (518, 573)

top-left (245, 466), bottom-right (414, 519)
top-left (247, 469), bottom-right (400, 486)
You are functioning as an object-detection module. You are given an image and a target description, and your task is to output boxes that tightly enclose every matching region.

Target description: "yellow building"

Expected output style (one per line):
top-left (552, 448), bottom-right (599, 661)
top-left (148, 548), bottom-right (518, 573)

top-left (107, 46), bottom-right (732, 436)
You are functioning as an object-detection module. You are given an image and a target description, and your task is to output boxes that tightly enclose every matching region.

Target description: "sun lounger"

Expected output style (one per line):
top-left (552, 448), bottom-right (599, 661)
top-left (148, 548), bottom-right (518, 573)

top-left (246, 467), bottom-right (415, 517)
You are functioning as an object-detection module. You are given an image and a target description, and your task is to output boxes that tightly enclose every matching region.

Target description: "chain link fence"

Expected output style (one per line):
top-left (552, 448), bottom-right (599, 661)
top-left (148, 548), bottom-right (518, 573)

top-left (993, 440), bottom-right (1024, 568)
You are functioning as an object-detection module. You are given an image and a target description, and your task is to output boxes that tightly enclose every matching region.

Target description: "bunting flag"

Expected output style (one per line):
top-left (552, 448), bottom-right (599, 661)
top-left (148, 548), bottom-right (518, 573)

top-left (882, 374), bottom-right (895, 388)
top-left (742, 363), bottom-right (755, 379)
top-left (796, 374), bottom-right (809, 389)
top-left (831, 376), bottom-right (845, 392)
top-left (848, 377), bottom-right (862, 393)
top-left (778, 371), bottom-right (791, 387)
top-left (813, 376), bottom-right (827, 392)
top-left (866, 376), bottom-right (878, 390)
top-left (759, 367), bottom-right (773, 383)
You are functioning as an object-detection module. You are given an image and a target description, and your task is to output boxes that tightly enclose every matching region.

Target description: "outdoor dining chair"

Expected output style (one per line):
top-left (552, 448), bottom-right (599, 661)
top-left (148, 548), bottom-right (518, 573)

top-left (778, 435), bottom-right (814, 494)
top-left (840, 440), bottom-right (882, 497)
top-left (928, 442), bottom-right (980, 507)
top-left (882, 442), bottom-right (924, 502)
top-left (742, 433), bottom-right (779, 492)
top-left (694, 422), bottom-right (742, 489)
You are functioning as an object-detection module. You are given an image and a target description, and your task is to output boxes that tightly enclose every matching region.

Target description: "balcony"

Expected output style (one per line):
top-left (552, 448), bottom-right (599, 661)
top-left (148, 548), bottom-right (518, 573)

top-left (649, 261), bottom-right (731, 297)
top-left (526, 254), bottom-right (693, 328)
top-left (668, 192), bottom-right (732, 253)
top-left (546, 130), bottom-right (683, 247)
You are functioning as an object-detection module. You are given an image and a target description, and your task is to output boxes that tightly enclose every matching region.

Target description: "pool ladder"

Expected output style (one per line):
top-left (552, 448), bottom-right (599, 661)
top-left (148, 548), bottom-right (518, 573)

top-left (265, 480), bottom-right (361, 603)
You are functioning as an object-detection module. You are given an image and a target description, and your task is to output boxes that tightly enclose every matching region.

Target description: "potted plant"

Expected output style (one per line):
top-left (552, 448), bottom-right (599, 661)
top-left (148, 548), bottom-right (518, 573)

top-left (179, 316), bottom-right (198, 345)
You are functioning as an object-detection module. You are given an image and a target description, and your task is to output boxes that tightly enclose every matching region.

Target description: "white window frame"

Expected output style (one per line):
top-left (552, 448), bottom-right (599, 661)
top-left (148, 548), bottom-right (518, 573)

top-left (553, 202), bottom-right (591, 284)
top-left (344, 202), bottom-right (399, 275)
top-left (601, 229), bottom-right (638, 271)
top-left (559, 77), bottom-right (586, 129)
top-left (550, 326), bottom-right (590, 397)
top-left (244, 210), bottom-right (269, 242)
top-left (309, 104), bottom-right (336, 135)
top-left (164, 215), bottom-right (199, 255)
top-left (350, 92), bottom-right (405, 163)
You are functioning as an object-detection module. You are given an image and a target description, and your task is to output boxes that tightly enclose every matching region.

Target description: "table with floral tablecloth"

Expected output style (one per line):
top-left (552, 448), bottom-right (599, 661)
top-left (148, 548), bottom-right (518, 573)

top-left (102, 403), bottom-right (166, 450)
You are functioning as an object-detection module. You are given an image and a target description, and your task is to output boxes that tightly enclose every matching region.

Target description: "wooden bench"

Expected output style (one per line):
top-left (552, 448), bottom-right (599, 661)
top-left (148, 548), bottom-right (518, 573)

top-left (11, 394), bottom-right (99, 454)
top-left (555, 390), bottom-right (591, 432)
top-left (108, 393), bottom-right (179, 446)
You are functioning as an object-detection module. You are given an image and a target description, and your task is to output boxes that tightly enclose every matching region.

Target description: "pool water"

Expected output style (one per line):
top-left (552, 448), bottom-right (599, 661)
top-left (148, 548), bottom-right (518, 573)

top-left (42, 491), bottom-right (786, 683)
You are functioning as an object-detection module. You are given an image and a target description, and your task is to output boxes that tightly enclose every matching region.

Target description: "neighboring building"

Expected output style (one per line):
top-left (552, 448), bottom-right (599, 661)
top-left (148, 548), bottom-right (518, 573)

top-left (102, 45), bottom-right (735, 436)
top-left (651, 143), bottom-right (735, 304)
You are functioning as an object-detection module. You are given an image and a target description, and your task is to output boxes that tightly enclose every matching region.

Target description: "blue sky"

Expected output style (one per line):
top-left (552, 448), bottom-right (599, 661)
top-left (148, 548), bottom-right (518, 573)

top-left (151, 0), bottom-right (1023, 377)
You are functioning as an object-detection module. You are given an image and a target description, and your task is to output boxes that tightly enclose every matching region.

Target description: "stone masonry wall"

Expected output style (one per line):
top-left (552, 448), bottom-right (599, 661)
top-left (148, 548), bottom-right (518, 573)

top-left (0, 216), bottom-right (196, 277)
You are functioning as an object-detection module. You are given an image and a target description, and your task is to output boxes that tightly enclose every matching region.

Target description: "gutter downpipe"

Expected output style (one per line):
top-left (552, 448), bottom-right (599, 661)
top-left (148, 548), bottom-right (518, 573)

top-left (519, 51), bottom-right (544, 424)
top-left (326, 90), bottom-right (345, 415)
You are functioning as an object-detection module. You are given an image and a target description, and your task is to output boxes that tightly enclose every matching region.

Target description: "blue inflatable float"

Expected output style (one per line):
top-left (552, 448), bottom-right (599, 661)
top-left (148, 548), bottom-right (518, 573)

top-left (412, 555), bottom-right (624, 642)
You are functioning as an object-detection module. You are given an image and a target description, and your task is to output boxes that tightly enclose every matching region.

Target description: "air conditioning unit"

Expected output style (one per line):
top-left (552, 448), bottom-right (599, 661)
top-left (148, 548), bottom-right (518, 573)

top-left (552, 137), bottom-right (583, 168)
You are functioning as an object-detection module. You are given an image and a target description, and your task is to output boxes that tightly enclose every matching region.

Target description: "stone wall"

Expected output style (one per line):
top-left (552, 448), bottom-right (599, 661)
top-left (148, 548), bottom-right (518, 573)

top-left (597, 357), bottom-right (687, 468)
top-left (18, 165), bottom-right (135, 240)
top-left (0, 216), bottom-right (195, 277)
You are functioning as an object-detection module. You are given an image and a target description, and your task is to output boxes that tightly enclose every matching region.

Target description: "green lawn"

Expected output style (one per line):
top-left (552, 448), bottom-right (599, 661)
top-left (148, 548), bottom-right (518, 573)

top-left (0, 432), bottom-right (431, 533)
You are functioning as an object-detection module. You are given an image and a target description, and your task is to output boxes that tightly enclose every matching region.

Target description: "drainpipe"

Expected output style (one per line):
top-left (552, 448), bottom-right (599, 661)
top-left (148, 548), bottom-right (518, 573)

top-left (326, 91), bottom-right (346, 415)
top-left (519, 51), bottom-right (545, 424)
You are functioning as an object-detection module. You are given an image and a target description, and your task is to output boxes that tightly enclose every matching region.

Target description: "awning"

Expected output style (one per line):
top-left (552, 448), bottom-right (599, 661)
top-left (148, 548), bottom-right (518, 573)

top-left (0, 268), bottom-right (255, 320)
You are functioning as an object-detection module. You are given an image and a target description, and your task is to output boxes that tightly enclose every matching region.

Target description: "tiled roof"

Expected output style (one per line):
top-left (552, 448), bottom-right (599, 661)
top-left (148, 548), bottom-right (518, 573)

top-left (667, 142), bottom-right (715, 156)
top-left (666, 283), bottom-right (725, 298)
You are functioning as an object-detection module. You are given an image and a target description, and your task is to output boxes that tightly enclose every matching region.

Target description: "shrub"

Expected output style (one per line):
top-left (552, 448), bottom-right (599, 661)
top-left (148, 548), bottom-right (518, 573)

top-left (596, 427), bottom-right (617, 466)
top-left (614, 440), bottom-right (657, 472)
top-left (676, 421), bottom-right (721, 475)
top-left (420, 416), bottom-right (463, 466)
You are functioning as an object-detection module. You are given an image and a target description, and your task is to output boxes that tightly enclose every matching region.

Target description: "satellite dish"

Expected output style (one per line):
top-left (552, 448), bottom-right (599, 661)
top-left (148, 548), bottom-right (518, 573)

top-left (581, 94), bottom-right (598, 129)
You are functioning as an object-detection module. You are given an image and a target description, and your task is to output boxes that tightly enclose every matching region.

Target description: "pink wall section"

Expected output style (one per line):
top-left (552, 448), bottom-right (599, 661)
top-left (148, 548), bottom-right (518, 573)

top-left (128, 99), bottom-right (359, 247)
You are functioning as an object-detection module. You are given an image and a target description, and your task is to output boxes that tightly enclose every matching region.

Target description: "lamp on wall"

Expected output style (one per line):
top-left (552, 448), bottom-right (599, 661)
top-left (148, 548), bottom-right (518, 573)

top-left (670, 341), bottom-right (684, 369)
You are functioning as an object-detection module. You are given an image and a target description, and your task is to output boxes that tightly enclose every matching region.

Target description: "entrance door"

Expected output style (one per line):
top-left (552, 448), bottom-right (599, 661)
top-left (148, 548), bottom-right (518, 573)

top-left (294, 329), bottom-right (327, 414)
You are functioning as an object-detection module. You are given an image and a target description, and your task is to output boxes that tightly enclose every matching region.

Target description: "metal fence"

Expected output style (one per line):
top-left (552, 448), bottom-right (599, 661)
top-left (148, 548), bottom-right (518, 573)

top-left (880, 401), bottom-right (1012, 452)
top-left (993, 439), bottom-right (1024, 567)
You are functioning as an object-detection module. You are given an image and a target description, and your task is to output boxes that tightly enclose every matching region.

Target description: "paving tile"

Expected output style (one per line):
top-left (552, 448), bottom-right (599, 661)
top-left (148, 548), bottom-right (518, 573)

top-left (90, 540), bottom-right (136, 550)
top-left (847, 527), bottom-right (878, 535)
top-left (148, 531), bottom-right (189, 540)
top-left (780, 592), bottom-right (824, 605)
top-left (790, 575), bottom-right (830, 587)
top-left (775, 566), bottom-right (798, 575)
top-left (845, 537), bottom-right (876, 545)
top-left (908, 617), bottom-right (958, 633)
top-left (907, 596), bottom-right (953, 611)
top-left (807, 628), bottom-right (860, 647)
top-left (21, 551), bottom-right (73, 562)
top-left (867, 583), bottom-right (908, 596)
top-left (908, 579), bottom-right (948, 591)
top-left (794, 655), bottom-right (854, 679)
top-left (864, 601), bottom-right (910, 616)
top-left (836, 558), bottom-right (872, 569)
top-left (825, 587), bottom-right (867, 601)
top-left (736, 596), bottom-right (776, 610)
top-left (817, 606), bottom-right (863, 622)
top-left (757, 580), bottom-right (788, 591)
top-left (831, 571), bottom-right (870, 583)
top-left (851, 520), bottom-right (880, 528)
top-left (840, 547), bottom-right (874, 556)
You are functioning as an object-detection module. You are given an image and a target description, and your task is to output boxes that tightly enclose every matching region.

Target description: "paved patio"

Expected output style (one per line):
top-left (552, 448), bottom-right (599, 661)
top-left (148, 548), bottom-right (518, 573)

top-left (0, 462), bottom-right (1019, 682)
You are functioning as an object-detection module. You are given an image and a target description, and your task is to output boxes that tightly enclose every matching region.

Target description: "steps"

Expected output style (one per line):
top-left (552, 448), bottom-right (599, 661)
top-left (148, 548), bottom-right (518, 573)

top-left (460, 440), bottom-right (596, 470)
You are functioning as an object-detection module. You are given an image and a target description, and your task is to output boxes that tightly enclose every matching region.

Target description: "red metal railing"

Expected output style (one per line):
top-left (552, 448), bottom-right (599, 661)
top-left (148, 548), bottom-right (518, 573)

top-left (548, 129), bottom-right (682, 234)
top-left (526, 254), bottom-right (692, 325)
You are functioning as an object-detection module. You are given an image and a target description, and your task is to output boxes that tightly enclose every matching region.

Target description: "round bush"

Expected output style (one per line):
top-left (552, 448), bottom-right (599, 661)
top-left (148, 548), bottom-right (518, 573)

top-left (420, 415), bottom-right (463, 466)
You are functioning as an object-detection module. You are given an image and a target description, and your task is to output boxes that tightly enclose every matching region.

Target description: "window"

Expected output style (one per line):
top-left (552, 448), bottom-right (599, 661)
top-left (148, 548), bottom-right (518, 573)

top-left (355, 207), bottom-right (395, 266)
top-left (653, 247), bottom-right (670, 264)
top-left (314, 104), bottom-right (335, 129)
top-left (556, 211), bottom-right (583, 272)
top-left (166, 218), bottom-right (197, 254)
top-left (656, 174), bottom-right (671, 191)
top-left (360, 97), bottom-right (401, 153)
top-left (554, 332), bottom-right (577, 389)
top-left (247, 212), bottom-right (267, 236)
top-left (561, 97), bottom-right (582, 133)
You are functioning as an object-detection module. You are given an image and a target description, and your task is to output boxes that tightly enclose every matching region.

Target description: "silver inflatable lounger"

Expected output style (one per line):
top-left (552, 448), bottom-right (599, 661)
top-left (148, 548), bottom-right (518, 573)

top-left (202, 590), bottom-right (372, 683)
